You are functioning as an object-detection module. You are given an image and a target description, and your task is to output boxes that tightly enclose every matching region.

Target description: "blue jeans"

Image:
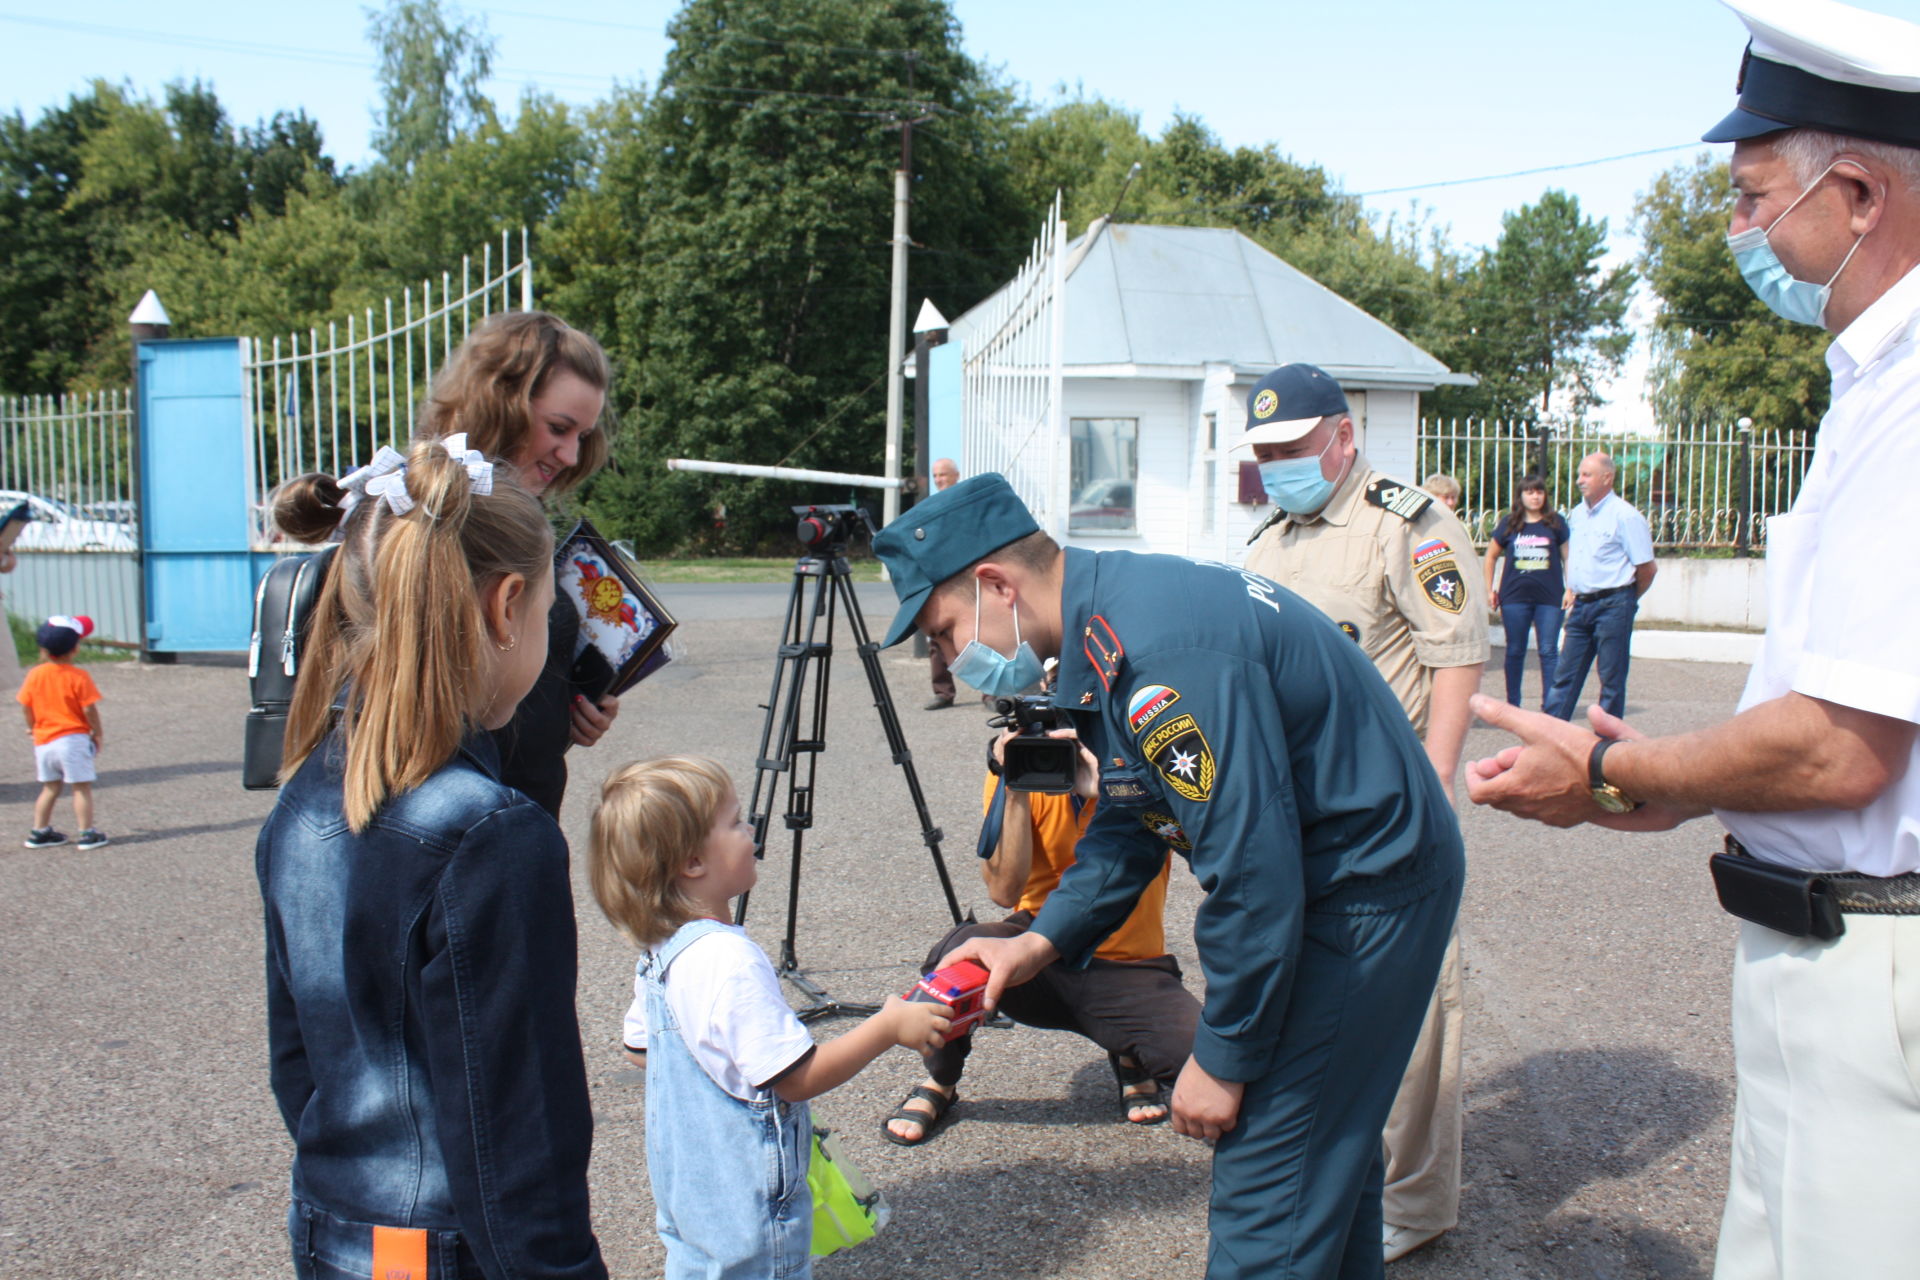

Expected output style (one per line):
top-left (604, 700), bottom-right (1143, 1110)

top-left (1499, 602), bottom-right (1562, 709)
top-left (1545, 591), bottom-right (1636, 721)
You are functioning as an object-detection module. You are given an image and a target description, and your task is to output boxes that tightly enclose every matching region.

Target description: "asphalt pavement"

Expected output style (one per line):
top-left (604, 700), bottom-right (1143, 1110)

top-left (0, 582), bottom-right (1746, 1278)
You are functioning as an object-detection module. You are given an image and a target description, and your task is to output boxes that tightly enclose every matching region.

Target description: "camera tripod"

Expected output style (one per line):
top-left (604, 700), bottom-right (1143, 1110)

top-left (736, 541), bottom-right (962, 1023)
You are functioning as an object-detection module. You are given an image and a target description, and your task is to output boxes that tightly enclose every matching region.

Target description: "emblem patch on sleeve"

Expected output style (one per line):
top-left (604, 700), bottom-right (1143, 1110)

top-left (1338, 621), bottom-right (1361, 644)
top-left (1139, 809), bottom-right (1193, 852)
top-left (1126, 684), bottom-right (1181, 733)
top-left (1416, 555), bottom-right (1466, 613)
top-left (1141, 712), bottom-right (1215, 803)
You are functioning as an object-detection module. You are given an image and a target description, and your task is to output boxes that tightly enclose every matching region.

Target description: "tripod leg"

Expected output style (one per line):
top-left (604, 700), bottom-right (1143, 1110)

top-left (739, 557), bottom-right (827, 929)
top-left (832, 563), bottom-right (964, 924)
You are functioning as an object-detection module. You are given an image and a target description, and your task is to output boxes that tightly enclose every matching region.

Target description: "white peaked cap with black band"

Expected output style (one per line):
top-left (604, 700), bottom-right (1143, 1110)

top-left (1706, 0), bottom-right (1920, 147)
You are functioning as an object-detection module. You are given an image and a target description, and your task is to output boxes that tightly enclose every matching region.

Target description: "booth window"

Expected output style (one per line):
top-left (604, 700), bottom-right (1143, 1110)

top-left (1069, 418), bottom-right (1138, 533)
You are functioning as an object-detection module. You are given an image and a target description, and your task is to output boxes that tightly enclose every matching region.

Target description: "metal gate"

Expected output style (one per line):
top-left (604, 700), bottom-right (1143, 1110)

top-left (137, 338), bottom-right (255, 652)
top-left (0, 391), bottom-right (140, 645)
top-left (960, 195), bottom-right (1067, 537)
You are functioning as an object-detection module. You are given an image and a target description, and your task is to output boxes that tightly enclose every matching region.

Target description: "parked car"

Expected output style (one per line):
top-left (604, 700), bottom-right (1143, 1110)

top-left (1068, 478), bottom-right (1136, 532)
top-left (0, 491), bottom-right (138, 552)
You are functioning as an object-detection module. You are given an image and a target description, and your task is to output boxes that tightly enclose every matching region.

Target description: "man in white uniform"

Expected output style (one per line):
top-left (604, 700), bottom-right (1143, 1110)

top-left (1469, 4), bottom-right (1920, 1277)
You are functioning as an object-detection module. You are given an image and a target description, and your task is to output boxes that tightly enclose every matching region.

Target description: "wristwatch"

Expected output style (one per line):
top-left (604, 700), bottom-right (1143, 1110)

top-left (1588, 738), bottom-right (1643, 813)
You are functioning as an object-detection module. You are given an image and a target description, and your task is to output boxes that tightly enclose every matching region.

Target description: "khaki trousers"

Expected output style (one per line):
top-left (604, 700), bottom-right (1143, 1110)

top-left (1714, 916), bottom-right (1920, 1280)
top-left (1380, 928), bottom-right (1464, 1232)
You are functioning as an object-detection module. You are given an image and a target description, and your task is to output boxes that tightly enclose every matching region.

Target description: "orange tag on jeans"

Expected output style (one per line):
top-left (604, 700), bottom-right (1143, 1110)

top-left (371, 1225), bottom-right (427, 1279)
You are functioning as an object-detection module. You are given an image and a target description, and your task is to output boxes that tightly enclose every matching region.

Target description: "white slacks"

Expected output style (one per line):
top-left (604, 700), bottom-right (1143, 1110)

top-left (1714, 916), bottom-right (1920, 1280)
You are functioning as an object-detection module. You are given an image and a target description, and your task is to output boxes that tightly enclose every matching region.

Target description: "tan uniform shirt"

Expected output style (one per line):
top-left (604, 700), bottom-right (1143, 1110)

top-left (1243, 456), bottom-right (1489, 738)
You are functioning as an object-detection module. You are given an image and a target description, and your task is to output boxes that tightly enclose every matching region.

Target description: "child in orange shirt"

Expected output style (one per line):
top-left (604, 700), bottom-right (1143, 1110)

top-left (17, 614), bottom-right (105, 849)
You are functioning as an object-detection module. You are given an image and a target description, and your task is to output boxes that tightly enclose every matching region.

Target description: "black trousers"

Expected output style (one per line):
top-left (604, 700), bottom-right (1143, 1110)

top-left (920, 912), bottom-right (1201, 1088)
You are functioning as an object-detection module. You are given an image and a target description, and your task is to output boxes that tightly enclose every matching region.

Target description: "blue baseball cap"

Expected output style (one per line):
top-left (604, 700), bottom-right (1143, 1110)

top-left (872, 473), bottom-right (1040, 647)
top-left (1234, 363), bottom-right (1350, 450)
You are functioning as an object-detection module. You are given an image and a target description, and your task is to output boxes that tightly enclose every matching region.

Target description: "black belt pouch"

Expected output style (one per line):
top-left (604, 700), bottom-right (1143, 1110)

top-left (1709, 852), bottom-right (1845, 940)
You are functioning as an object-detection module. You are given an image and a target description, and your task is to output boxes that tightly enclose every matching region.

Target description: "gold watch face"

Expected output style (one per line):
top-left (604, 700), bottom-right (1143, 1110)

top-left (1592, 785), bottom-right (1636, 814)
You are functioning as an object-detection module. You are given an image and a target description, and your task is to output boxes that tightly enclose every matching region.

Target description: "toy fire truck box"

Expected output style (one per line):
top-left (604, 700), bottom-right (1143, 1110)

top-left (908, 959), bottom-right (990, 1035)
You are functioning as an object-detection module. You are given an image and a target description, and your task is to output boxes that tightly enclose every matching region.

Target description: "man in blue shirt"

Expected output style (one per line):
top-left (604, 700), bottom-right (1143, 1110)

top-left (873, 474), bottom-right (1463, 1279)
top-left (1545, 452), bottom-right (1656, 721)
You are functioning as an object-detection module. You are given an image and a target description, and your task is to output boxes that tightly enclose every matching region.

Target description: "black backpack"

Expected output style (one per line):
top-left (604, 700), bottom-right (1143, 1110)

top-left (243, 545), bottom-right (338, 790)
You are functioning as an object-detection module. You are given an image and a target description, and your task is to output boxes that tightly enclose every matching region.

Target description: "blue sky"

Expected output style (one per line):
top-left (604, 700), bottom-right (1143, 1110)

top-left (9, 0), bottom-right (1920, 421)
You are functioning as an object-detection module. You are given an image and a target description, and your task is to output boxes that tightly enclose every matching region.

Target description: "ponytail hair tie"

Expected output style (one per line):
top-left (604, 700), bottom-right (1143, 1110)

top-left (440, 433), bottom-right (495, 496)
top-left (340, 446), bottom-right (412, 518)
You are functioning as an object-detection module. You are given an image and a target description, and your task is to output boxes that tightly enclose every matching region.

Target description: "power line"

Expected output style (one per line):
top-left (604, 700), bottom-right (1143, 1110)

top-left (474, 6), bottom-right (918, 59)
top-left (1353, 144), bottom-right (1707, 198)
top-left (0, 11), bottom-right (623, 92)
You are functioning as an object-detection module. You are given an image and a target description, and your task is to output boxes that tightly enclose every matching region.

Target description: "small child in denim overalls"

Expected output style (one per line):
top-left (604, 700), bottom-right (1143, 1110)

top-left (588, 755), bottom-right (952, 1280)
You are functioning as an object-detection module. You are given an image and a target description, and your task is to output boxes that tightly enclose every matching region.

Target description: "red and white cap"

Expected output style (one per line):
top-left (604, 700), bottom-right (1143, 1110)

top-left (46, 614), bottom-right (94, 638)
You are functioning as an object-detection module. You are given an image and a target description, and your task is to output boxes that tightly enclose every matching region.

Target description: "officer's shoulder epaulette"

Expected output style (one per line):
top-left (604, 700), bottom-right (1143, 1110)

top-left (1364, 478), bottom-right (1432, 522)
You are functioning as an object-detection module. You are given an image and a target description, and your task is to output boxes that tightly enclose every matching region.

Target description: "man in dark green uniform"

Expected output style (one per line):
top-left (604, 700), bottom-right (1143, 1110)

top-left (873, 474), bottom-right (1463, 1280)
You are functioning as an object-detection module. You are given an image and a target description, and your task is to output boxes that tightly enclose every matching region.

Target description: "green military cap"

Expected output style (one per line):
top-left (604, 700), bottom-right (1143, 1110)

top-left (873, 472), bottom-right (1040, 647)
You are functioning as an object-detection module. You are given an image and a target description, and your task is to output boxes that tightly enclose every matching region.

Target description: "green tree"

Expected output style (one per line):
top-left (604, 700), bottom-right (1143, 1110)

top-left (367, 0), bottom-right (497, 174)
top-left (547, 0), bottom-right (1030, 552)
top-left (1003, 99), bottom-right (1466, 362)
top-left (0, 87), bottom-right (115, 393)
top-left (1438, 190), bottom-right (1634, 422)
top-left (1635, 154), bottom-right (1829, 433)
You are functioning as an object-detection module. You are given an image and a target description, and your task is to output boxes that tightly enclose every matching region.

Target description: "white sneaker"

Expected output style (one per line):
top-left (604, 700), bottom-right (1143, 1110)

top-left (1383, 1223), bottom-right (1445, 1263)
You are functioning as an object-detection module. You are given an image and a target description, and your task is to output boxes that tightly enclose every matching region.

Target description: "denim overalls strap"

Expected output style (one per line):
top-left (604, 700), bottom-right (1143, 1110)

top-left (642, 920), bottom-right (813, 1280)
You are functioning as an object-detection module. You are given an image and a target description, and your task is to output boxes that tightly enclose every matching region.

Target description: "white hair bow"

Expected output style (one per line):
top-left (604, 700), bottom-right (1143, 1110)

top-left (339, 446), bottom-right (412, 518)
top-left (440, 433), bottom-right (494, 496)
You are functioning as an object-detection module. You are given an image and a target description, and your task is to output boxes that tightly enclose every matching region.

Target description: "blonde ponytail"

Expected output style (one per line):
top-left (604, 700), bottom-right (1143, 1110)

top-left (280, 437), bottom-right (553, 830)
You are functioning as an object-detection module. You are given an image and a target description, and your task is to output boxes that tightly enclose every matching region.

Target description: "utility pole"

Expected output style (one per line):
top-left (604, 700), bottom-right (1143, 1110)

top-left (882, 53), bottom-right (933, 531)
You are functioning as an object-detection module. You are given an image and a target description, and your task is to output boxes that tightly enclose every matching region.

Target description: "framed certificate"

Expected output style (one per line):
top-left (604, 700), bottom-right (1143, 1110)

top-left (556, 517), bottom-right (678, 700)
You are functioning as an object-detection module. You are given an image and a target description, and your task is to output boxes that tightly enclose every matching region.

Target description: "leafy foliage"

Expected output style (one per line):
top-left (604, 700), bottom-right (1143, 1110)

top-left (8, 0), bottom-right (1708, 553)
top-left (545, 0), bottom-right (1031, 551)
top-left (367, 0), bottom-right (498, 174)
top-left (1434, 191), bottom-right (1634, 423)
top-left (1635, 154), bottom-right (1829, 433)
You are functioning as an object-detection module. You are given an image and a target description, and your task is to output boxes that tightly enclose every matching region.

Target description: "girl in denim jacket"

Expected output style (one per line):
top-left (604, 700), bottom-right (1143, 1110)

top-left (258, 439), bottom-right (605, 1279)
top-left (587, 756), bottom-right (951, 1279)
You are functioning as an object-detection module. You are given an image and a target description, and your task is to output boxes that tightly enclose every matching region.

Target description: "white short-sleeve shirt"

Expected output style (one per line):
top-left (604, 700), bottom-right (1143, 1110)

top-left (1717, 265), bottom-right (1920, 876)
top-left (622, 924), bottom-right (816, 1102)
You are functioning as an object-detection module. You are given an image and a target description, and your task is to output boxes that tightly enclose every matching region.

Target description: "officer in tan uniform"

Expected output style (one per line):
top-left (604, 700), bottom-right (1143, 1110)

top-left (1236, 363), bottom-right (1487, 1265)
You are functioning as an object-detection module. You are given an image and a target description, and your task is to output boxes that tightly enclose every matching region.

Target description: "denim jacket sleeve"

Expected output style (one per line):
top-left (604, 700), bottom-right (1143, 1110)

top-left (259, 810), bottom-right (316, 1140)
top-left (420, 798), bottom-right (607, 1280)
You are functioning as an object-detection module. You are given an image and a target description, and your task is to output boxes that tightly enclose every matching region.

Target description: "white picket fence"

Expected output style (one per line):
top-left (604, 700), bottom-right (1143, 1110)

top-left (242, 229), bottom-right (534, 547)
top-left (961, 194), bottom-right (1067, 537)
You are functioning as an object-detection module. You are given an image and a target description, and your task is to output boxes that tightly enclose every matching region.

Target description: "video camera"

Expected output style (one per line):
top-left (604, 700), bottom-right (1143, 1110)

top-left (793, 504), bottom-right (878, 552)
top-left (992, 693), bottom-right (1079, 795)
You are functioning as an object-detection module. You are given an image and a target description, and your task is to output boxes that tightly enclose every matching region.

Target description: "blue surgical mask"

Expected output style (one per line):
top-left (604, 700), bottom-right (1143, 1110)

top-left (1726, 162), bottom-right (1868, 329)
top-left (1258, 431), bottom-right (1342, 514)
top-left (949, 580), bottom-right (1046, 698)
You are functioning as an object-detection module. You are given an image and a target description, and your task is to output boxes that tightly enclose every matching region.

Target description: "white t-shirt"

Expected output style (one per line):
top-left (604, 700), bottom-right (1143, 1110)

top-left (623, 924), bottom-right (816, 1102)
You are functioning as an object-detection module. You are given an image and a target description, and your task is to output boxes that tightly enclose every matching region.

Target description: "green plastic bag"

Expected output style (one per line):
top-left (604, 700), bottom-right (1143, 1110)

top-left (809, 1125), bottom-right (888, 1258)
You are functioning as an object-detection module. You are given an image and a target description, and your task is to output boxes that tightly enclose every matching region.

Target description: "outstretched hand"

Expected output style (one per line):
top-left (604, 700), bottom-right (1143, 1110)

top-left (1464, 695), bottom-right (1605, 827)
top-left (939, 931), bottom-right (1058, 1012)
top-left (1466, 697), bottom-right (1692, 831)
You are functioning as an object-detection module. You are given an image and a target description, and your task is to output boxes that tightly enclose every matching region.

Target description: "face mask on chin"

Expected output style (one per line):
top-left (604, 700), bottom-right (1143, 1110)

top-left (1726, 161), bottom-right (1869, 329)
top-left (948, 578), bottom-right (1046, 698)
